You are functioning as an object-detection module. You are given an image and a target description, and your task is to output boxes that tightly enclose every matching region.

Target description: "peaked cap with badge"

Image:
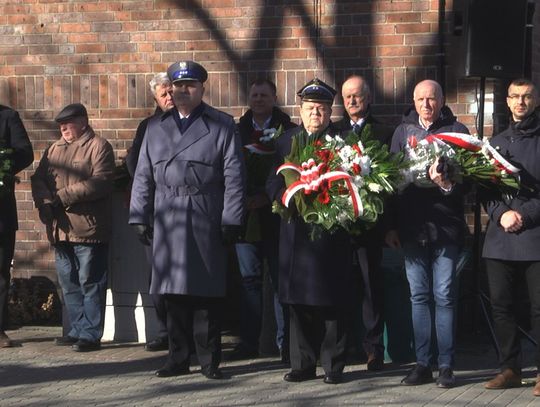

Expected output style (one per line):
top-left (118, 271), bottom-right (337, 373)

top-left (167, 60), bottom-right (208, 84)
top-left (297, 78), bottom-right (337, 104)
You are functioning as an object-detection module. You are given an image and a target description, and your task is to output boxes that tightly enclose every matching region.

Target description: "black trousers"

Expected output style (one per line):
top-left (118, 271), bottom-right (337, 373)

top-left (0, 229), bottom-right (15, 331)
top-left (164, 294), bottom-right (222, 370)
top-left (485, 258), bottom-right (540, 373)
top-left (356, 246), bottom-right (385, 357)
top-left (289, 304), bottom-right (347, 375)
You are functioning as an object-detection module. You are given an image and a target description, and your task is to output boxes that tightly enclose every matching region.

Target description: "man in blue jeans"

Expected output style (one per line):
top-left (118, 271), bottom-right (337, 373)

top-left (385, 79), bottom-right (468, 388)
top-left (31, 103), bottom-right (115, 352)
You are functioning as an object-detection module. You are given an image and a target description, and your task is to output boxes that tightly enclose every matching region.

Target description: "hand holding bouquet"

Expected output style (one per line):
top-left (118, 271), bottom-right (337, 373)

top-left (399, 132), bottom-right (520, 196)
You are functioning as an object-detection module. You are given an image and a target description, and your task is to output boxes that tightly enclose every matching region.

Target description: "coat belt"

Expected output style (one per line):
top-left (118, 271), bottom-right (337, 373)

top-left (157, 184), bottom-right (221, 196)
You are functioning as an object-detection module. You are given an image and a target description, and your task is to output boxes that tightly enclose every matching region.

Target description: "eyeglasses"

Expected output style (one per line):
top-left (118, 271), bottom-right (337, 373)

top-left (507, 93), bottom-right (535, 102)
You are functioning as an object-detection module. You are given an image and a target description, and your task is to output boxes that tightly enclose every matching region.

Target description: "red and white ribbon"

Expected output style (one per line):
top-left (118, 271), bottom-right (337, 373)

top-left (277, 159), bottom-right (363, 217)
top-left (425, 132), bottom-right (520, 175)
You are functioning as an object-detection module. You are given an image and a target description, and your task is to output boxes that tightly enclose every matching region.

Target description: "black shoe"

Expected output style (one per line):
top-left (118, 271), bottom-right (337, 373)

top-left (367, 353), bottom-right (384, 371)
top-left (228, 343), bottom-right (258, 360)
top-left (283, 369), bottom-right (317, 382)
top-left (201, 366), bottom-right (223, 380)
top-left (401, 364), bottom-right (433, 385)
top-left (436, 367), bottom-right (456, 388)
top-left (72, 339), bottom-right (101, 352)
top-left (145, 337), bottom-right (169, 352)
top-left (54, 336), bottom-right (78, 346)
top-left (323, 372), bottom-right (343, 384)
top-left (155, 364), bottom-right (190, 378)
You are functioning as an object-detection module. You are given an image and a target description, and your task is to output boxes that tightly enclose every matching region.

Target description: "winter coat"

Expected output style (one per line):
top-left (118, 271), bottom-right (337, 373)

top-left (0, 105), bottom-right (33, 234)
top-left (388, 106), bottom-right (469, 245)
top-left (266, 124), bottom-right (353, 307)
top-left (237, 106), bottom-right (296, 243)
top-left (483, 111), bottom-right (540, 261)
top-left (31, 127), bottom-right (115, 244)
top-left (129, 103), bottom-right (245, 298)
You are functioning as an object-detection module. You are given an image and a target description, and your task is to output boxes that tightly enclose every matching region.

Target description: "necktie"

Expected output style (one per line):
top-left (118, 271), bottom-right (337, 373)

top-left (352, 123), bottom-right (360, 135)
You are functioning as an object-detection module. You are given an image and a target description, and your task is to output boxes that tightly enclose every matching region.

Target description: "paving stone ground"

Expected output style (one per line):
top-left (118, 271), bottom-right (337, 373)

top-left (1, 326), bottom-right (539, 406)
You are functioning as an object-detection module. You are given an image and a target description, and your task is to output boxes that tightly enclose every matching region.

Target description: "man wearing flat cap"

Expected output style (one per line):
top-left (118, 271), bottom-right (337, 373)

top-left (129, 60), bottom-right (245, 380)
top-left (31, 102), bottom-right (115, 352)
top-left (266, 78), bottom-right (353, 384)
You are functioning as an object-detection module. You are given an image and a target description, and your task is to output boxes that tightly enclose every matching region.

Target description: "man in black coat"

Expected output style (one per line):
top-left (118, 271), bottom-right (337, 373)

top-left (125, 72), bottom-right (175, 352)
top-left (230, 78), bottom-right (296, 361)
top-left (0, 105), bottom-right (33, 347)
top-left (267, 78), bottom-right (353, 385)
top-left (335, 74), bottom-right (393, 371)
top-left (482, 78), bottom-right (540, 398)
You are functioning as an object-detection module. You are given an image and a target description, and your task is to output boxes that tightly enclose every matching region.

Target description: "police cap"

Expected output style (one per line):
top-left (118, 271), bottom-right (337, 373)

top-left (167, 61), bottom-right (208, 84)
top-left (297, 78), bottom-right (336, 104)
top-left (54, 103), bottom-right (88, 123)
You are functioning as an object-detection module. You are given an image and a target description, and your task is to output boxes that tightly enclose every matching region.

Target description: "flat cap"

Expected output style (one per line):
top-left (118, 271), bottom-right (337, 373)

top-left (297, 78), bottom-right (336, 104)
top-left (167, 60), bottom-right (208, 84)
top-left (54, 103), bottom-right (88, 123)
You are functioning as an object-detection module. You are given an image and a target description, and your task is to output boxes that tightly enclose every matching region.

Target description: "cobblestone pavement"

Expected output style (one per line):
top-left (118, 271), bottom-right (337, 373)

top-left (1, 326), bottom-right (539, 406)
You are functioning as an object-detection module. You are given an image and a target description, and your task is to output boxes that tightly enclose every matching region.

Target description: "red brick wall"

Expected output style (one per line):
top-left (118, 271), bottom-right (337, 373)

top-left (0, 0), bottom-right (537, 279)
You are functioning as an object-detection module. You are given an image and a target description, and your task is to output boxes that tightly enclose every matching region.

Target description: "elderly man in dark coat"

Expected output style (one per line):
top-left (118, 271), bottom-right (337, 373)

top-left (129, 61), bottom-right (245, 380)
top-left (0, 105), bottom-right (33, 348)
top-left (266, 78), bottom-right (353, 385)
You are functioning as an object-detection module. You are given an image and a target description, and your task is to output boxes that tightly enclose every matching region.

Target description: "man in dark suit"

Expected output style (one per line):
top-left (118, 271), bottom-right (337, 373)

top-left (267, 78), bottom-right (353, 385)
top-left (129, 61), bottom-right (245, 380)
top-left (0, 105), bottom-right (33, 348)
top-left (335, 74), bottom-right (393, 371)
top-left (126, 72), bottom-right (175, 352)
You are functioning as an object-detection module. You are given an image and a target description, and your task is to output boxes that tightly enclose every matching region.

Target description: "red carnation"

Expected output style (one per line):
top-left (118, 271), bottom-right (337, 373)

top-left (352, 163), bottom-right (361, 175)
top-left (317, 189), bottom-right (330, 204)
top-left (408, 136), bottom-right (418, 148)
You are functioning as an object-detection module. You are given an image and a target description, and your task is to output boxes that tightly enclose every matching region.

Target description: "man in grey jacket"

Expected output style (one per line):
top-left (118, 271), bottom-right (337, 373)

top-left (129, 61), bottom-right (245, 380)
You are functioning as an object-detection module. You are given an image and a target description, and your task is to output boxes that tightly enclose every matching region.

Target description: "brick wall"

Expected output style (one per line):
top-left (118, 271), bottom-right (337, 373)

top-left (0, 0), bottom-right (537, 279)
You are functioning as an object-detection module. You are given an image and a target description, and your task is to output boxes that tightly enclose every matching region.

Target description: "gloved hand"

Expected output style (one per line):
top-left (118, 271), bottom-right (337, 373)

top-left (221, 225), bottom-right (244, 245)
top-left (435, 156), bottom-right (456, 183)
top-left (38, 204), bottom-right (54, 225)
top-left (131, 223), bottom-right (153, 246)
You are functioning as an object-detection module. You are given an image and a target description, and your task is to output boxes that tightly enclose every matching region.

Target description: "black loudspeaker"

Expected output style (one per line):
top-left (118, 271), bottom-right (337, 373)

top-left (455, 0), bottom-right (528, 79)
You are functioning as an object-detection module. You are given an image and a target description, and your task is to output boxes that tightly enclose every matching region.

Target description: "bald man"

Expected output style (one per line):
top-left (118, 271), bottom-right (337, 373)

top-left (385, 79), bottom-right (469, 388)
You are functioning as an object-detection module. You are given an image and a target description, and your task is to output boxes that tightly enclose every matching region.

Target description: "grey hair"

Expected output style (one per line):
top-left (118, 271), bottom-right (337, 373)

top-left (149, 72), bottom-right (171, 95)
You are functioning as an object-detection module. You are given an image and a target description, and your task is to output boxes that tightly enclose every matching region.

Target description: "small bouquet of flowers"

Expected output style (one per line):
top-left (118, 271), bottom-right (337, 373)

top-left (273, 130), bottom-right (403, 237)
top-left (0, 147), bottom-right (17, 191)
top-left (399, 132), bottom-right (520, 195)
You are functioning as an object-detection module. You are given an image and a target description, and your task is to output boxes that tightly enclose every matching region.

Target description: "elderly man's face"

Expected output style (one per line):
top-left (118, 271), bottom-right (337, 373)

top-left (342, 77), bottom-right (370, 121)
top-left (59, 117), bottom-right (87, 144)
top-left (507, 83), bottom-right (538, 122)
top-left (154, 84), bottom-right (174, 112)
top-left (300, 101), bottom-right (332, 134)
top-left (172, 80), bottom-right (204, 114)
top-left (413, 81), bottom-right (443, 126)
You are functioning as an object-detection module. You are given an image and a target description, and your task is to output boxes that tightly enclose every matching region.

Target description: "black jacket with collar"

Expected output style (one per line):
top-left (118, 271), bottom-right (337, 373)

top-left (483, 111), bottom-right (540, 261)
top-left (334, 108), bottom-right (394, 146)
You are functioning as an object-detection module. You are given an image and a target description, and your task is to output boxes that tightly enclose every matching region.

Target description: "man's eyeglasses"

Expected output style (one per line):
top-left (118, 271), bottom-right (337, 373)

top-left (507, 94), bottom-right (535, 102)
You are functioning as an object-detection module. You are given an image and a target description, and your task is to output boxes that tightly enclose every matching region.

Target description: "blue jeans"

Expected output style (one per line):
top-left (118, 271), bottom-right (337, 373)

top-left (55, 242), bottom-right (109, 342)
top-left (235, 242), bottom-right (286, 351)
top-left (403, 243), bottom-right (459, 368)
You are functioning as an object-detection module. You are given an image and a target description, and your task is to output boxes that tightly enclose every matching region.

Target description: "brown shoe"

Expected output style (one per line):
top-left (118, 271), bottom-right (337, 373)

top-left (0, 331), bottom-right (13, 348)
top-left (367, 353), bottom-right (384, 371)
top-left (484, 368), bottom-right (522, 389)
top-left (533, 375), bottom-right (540, 397)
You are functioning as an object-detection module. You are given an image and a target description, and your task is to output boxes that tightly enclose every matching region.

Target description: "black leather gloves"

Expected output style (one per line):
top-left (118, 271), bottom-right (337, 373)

top-left (221, 225), bottom-right (244, 245)
top-left (38, 204), bottom-right (54, 224)
top-left (132, 223), bottom-right (153, 246)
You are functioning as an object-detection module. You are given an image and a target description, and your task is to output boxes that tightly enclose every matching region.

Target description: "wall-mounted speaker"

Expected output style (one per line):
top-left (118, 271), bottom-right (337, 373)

top-left (454, 0), bottom-right (529, 79)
